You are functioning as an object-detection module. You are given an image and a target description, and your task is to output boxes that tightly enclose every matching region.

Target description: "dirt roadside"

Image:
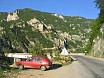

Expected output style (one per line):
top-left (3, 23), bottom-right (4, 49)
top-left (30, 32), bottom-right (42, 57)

top-left (16, 63), bottom-right (75, 78)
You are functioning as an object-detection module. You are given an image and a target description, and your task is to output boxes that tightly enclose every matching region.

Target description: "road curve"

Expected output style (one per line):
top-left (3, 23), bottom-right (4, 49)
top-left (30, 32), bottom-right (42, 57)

top-left (72, 55), bottom-right (104, 78)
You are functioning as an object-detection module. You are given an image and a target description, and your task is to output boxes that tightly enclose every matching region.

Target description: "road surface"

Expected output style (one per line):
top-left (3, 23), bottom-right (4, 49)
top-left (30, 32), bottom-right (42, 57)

top-left (73, 55), bottom-right (104, 78)
top-left (16, 55), bottom-right (104, 78)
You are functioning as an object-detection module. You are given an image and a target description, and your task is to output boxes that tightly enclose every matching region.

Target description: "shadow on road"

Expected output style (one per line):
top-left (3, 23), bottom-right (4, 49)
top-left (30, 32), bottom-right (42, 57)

top-left (50, 64), bottom-right (62, 70)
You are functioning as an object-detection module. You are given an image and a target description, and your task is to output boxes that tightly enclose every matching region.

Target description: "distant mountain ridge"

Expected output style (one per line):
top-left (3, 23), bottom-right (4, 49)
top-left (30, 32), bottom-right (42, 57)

top-left (0, 8), bottom-right (94, 53)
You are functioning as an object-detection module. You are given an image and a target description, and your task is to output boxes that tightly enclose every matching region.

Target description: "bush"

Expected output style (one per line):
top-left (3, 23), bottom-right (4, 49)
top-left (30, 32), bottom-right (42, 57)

top-left (0, 70), bottom-right (6, 78)
top-left (53, 57), bottom-right (63, 61)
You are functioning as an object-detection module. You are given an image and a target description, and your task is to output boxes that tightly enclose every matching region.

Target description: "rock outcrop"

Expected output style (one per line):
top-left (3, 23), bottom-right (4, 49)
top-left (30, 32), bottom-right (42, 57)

top-left (7, 12), bottom-right (19, 21)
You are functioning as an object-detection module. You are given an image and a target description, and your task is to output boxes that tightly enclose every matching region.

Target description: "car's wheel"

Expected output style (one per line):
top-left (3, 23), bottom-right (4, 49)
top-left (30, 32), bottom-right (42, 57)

top-left (40, 66), bottom-right (46, 71)
top-left (18, 65), bottom-right (24, 70)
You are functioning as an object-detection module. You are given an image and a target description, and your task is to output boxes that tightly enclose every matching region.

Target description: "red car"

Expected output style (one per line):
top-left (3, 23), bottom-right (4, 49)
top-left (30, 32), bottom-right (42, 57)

top-left (16, 56), bottom-right (52, 71)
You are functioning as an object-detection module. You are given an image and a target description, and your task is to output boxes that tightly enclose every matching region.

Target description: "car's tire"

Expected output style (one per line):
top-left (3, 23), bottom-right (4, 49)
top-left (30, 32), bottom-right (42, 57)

top-left (40, 66), bottom-right (46, 71)
top-left (18, 65), bottom-right (24, 70)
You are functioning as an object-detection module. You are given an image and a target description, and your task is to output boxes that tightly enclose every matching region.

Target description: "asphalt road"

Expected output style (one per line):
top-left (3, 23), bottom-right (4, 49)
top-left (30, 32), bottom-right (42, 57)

top-left (73, 55), bottom-right (104, 78)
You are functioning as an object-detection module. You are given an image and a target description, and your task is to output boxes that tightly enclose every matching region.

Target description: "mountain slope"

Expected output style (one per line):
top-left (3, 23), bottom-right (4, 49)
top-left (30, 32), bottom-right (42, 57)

top-left (0, 8), bottom-right (94, 53)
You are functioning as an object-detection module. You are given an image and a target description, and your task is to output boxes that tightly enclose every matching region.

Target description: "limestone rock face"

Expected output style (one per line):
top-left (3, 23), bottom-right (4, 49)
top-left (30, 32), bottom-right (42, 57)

top-left (7, 13), bottom-right (19, 21)
top-left (27, 18), bottom-right (40, 26)
top-left (71, 35), bottom-right (81, 41)
top-left (92, 37), bottom-right (104, 57)
top-left (54, 38), bottom-right (64, 47)
top-left (37, 23), bottom-right (44, 31)
top-left (27, 18), bottom-right (47, 32)
top-left (52, 13), bottom-right (64, 20)
top-left (92, 25), bottom-right (104, 57)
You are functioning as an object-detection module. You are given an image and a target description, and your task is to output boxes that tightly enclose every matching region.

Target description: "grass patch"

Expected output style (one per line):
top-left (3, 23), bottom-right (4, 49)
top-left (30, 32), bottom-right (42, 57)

top-left (0, 70), bottom-right (7, 78)
top-left (0, 68), bottom-right (19, 78)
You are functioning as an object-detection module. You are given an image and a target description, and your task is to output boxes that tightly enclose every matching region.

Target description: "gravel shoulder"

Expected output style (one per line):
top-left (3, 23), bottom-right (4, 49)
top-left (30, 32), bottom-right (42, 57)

top-left (16, 63), bottom-right (75, 78)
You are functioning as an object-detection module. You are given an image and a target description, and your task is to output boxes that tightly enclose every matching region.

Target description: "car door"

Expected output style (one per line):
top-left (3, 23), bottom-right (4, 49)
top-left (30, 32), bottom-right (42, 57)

top-left (34, 57), bottom-right (43, 68)
top-left (23, 57), bottom-right (35, 68)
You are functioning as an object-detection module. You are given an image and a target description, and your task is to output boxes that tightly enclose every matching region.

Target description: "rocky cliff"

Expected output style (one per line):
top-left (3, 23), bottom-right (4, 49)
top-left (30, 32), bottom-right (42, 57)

top-left (91, 24), bottom-right (104, 57)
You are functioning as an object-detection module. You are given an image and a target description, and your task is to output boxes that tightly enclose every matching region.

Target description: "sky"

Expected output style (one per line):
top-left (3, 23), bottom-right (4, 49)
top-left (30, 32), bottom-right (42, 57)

top-left (0, 0), bottom-right (100, 19)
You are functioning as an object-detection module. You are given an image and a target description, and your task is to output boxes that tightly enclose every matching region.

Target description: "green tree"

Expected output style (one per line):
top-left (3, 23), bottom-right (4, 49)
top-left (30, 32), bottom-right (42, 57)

top-left (28, 42), bottom-right (44, 56)
top-left (85, 0), bottom-right (104, 54)
top-left (85, 19), bottom-right (101, 54)
top-left (94, 0), bottom-right (104, 24)
top-left (94, 0), bottom-right (104, 9)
